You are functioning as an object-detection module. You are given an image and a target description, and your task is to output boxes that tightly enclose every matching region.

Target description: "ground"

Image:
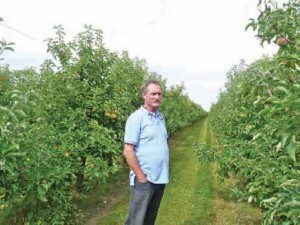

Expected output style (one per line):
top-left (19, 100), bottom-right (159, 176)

top-left (81, 118), bottom-right (262, 225)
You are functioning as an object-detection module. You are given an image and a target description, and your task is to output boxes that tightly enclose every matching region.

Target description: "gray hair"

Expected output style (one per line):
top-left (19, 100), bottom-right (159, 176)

top-left (141, 80), bottom-right (161, 95)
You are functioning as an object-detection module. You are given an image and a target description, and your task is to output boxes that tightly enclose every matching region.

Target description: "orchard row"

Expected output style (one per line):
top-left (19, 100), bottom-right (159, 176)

top-left (196, 1), bottom-right (300, 224)
top-left (0, 25), bottom-right (206, 224)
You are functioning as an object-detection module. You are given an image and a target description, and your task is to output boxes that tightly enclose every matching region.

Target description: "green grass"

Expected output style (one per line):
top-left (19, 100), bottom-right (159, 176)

top-left (82, 117), bottom-right (262, 225)
top-left (156, 118), bottom-right (215, 225)
top-left (73, 166), bottom-right (129, 225)
top-left (97, 119), bottom-right (215, 225)
top-left (207, 119), bottom-right (262, 225)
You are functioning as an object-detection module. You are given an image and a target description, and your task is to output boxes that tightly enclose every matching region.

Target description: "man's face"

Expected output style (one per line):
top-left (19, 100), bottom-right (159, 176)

top-left (143, 84), bottom-right (162, 112)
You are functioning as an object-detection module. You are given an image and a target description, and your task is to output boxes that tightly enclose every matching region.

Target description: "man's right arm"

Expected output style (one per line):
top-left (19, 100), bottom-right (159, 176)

top-left (123, 143), bottom-right (147, 183)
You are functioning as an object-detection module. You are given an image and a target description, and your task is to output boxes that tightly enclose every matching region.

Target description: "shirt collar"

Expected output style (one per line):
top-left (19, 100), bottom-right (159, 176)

top-left (140, 106), bottom-right (161, 118)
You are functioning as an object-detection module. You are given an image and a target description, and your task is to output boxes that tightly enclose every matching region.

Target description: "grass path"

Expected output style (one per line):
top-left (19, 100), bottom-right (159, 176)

top-left (89, 118), bottom-right (261, 225)
top-left (156, 118), bottom-right (214, 225)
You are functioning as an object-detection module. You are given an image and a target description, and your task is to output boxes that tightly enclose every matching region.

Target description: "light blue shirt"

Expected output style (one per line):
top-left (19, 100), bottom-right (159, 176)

top-left (124, 106), bottom-right (169, 186)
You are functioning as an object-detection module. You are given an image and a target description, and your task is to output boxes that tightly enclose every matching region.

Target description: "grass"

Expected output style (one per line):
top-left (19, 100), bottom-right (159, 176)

top-left (207, 119), bottom-right (262, 225)
top-left (73, 166), bottom-right (129, 225)
top-left (78, 117), bottom-right (262, 225)
top-left (156, 118), bottom-right (215, 225)
top-left (210, 163), bottom-right (262, 225)
top-left (97, 119), bottom-right (214, 225)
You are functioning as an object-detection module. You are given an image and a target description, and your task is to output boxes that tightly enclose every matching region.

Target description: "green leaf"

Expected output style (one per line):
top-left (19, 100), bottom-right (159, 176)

top-left (252, 133), bottom-right (262, 141)
top-left (12, 90), bottom-right (22, 94)
top-left (273, 86), bottom-right (288, 95)
top-left (15, 109), bottom-right (26, 117)
top-left (0, 106), bottom-right (9, 112)
top-left (263, 197), bottom-right (278, 203)
top-left (8, 110), bottom-right (18, 122)
top-left (11, 94), bottom-right (19, 98)
top-left (37, 185), bottom-right (48, 202)
top-left (280, 179), bottom-right (300, 187)
top-left (284, 208), bottom-right (300, 218)
top-left (258, 106), bottom-right (272, 116)
top-left (266, 96), bottom-right (281, 104)
top-left (245, 19), bottom-right (256, 31)
top-left (4, 46), bottom-right (14, 52)
top-left (38, 195), bottom-right (48, 202)
top-left (282, 199), bottom-right (300, 207)
top-left (0, 187), bottom-right (5, 199)
top-left (4, 152), bottom-right (24, 159)
top-left (281, 133), bottom-right (290, 148)
top-left (276, 141), bottom-right (282, 152)
top-left (286, 142), bottom-right (296, 162)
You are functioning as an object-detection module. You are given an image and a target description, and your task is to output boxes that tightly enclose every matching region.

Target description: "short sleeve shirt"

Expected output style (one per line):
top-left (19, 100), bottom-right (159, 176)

top-left (124, 106), bottom-right (169, 186)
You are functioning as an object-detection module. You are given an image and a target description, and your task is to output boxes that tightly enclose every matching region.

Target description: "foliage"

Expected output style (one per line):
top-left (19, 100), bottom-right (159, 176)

top-left (194, 142), bottom-right (218, 163)
top-left (161, 83), bottom-right (207, 136)
top-left (0, 39), bottom-right (14, 64)
top-left (0, 16), bottom-right (14, 62)
top-left (0, 25), bottom-right (206, 224)
top-left (0, 40), bottom-right (14, 56)
top-left (204, 1), bottom-right (300, 224)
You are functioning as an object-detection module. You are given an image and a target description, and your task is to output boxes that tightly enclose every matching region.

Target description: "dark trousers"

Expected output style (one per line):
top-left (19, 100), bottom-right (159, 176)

top-left (125, 178), bottom-right (166, 225)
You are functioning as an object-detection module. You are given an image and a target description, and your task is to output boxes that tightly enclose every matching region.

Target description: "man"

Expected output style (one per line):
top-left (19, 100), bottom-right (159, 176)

top-left (123, 80), bottom-right (169, 225)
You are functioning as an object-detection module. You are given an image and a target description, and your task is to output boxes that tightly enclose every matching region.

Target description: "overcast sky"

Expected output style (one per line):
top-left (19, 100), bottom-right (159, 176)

top-left (0, 0), bottom-right (278, 111)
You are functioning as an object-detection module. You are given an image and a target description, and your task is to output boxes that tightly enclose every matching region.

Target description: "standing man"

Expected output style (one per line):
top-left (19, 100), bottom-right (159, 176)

top-left (123, 80), bottom-right (169, 225)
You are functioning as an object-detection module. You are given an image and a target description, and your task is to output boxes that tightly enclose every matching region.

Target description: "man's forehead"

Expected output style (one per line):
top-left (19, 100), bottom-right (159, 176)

top-left (149, 88), bottom-right (161, 92)
top-left (148, 84), bottom-right (161, 90)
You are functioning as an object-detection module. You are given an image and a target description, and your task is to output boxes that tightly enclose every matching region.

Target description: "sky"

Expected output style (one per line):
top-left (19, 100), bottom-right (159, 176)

top-left (0, 0), bottom-right (278, 111)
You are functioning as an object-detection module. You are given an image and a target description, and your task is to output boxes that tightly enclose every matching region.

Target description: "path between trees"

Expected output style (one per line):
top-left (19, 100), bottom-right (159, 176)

top-left (86, 118), bottom-right (261, 225)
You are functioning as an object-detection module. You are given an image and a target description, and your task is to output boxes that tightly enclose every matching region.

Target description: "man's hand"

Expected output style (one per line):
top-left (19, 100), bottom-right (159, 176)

top-left (137, 175), bottom-right (148, 183)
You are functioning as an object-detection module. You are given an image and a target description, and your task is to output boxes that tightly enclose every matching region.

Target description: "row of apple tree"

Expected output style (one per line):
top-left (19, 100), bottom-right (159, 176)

top-left (0, 25), bottom-right (207, 224)
top-left (195, 1), bottom-right (299, 224)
